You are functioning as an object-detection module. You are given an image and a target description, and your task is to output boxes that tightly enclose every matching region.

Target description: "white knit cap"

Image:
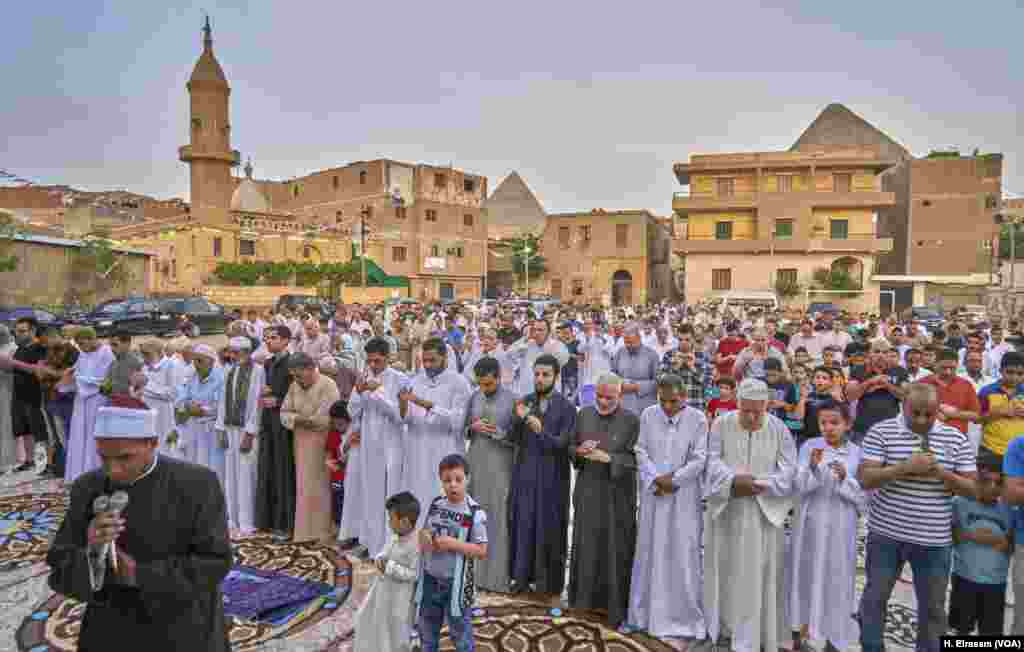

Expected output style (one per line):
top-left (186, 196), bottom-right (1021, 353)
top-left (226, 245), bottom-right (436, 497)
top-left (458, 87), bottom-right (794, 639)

top-left (94, 406), bottom-right (158, 439)
top-left (191, 343), bottom-right (218, 361)
top-left (228, 337), bottom-right (252, 350)
top-left (737, 378), bottom-right (773, 402)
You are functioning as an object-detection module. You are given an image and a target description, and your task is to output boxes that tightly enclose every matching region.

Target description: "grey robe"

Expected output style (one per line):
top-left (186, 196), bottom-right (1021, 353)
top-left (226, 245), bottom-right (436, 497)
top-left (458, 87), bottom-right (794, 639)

top-left (611, 345), bottom-right (660, 415)
top-left (464, 385), bottom-right (518, 592)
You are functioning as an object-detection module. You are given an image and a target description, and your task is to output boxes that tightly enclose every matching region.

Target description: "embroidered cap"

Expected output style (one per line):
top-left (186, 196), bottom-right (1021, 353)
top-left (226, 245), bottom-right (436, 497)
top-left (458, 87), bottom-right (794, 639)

top-left (191, 343), bottom-right (218, 361)
top-left (94, 406), bottom-right (158, 439)
top-left (736, 378), bottom-right (773, 402)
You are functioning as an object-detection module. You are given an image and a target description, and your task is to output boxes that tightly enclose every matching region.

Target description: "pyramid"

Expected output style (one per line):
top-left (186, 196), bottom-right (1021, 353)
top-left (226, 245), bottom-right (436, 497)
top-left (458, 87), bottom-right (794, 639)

top-left (484, 171), bottom-right (547, 239)
top-left (790, 103), bottom-right (910, 162)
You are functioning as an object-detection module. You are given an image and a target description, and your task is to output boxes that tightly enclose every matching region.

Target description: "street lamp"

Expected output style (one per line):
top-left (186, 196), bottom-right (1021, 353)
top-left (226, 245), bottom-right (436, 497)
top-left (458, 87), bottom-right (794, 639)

top-left (997, 211), bottom-right (1024, 289)
top-left (521, 244), bottom-right (539, 300)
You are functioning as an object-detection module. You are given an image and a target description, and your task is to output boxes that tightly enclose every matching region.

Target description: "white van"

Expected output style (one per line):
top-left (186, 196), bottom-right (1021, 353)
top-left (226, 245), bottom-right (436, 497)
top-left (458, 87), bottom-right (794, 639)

top-left (707, 290), bottom-right (779, 312)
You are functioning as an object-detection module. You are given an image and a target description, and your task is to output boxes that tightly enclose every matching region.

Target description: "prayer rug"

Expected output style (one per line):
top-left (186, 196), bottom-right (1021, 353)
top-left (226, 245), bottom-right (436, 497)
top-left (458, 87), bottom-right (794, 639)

top-left (15, 533), bottom-right (352, 651)
top-left (0, 492), bottom-right (67, 572)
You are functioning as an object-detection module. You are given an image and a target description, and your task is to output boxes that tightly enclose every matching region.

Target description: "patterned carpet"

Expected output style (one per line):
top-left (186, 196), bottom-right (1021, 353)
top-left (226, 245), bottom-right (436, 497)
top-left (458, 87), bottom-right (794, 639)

top-left (0, 467), bottom-right (982, 652)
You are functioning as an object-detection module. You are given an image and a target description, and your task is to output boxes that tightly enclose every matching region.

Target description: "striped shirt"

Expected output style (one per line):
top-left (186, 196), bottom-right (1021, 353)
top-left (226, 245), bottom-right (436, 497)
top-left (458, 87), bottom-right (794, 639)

top-left (861, 416), bottom-right (976, 547)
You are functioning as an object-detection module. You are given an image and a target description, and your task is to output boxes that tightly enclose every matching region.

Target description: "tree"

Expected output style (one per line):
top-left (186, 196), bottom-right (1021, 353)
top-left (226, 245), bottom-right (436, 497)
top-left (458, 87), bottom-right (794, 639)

top-left (70, 229), bottom-right (132, 304)
top-left (811, 266), bottom-right (862, 298)
top-left (0, 211), bottom-right (22, 273)
top-left (999, 225), bottom-right (1024, 260)
top-left (502, 234), bottom-right (546, 285)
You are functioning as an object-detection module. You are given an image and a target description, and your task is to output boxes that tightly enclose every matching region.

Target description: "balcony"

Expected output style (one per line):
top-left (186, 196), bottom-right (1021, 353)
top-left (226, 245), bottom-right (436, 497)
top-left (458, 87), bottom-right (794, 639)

top-left (672, 190), bottom-right (895, 213)
top-left (672, 236), bottom-right (894, 255)
top-left (178, 145), bottom-right (241, 166)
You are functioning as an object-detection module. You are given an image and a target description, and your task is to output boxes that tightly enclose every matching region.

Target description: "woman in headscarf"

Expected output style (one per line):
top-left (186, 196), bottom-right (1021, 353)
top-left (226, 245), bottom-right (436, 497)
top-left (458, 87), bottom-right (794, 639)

top-left (0, 326), bottom-right (17, 471)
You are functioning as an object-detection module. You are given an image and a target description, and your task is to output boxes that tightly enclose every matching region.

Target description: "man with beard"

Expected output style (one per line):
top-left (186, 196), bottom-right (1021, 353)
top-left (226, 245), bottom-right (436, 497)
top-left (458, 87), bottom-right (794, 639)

top-left (661, 325), bottom-right (709, 411)
top-left (628, 374), bottom-right (709, 642)
top-left (1, 317), bottom-right (50, 472)
top-left (846, 340), bottom-right (909, 445)
top-left (398, 337), bottom-right (472, 525)
top-left (703, 378), bottom-right (797, 652)
top-left (464, 356), bottom-right (518, 592)
top-left (509, 319), bottom-right (570, 397)
top-left (255, 325), bottom-right (295, 538)
top-left (568, 373), bottom-right (640, 627)
top-left (63, 327), bottom-right (115, 483)
top-left (340, 336), bottom-right (407, 558)
top-left (507, 353), bottom-right (576, 601)
top-left (611, 322), bottom-right (660, 416)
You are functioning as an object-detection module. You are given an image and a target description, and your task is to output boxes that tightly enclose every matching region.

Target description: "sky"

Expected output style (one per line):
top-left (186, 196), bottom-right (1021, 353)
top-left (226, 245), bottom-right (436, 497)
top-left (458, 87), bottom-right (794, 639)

top-left (4, 1), bottom-right (1023, 215)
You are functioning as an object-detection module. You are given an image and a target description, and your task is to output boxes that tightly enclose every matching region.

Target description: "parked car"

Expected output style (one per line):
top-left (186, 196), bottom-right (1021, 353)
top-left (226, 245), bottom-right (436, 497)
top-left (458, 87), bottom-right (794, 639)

top-left (902, 306), bottom-right (945, 330)
top-left (157, 297), bottom-right (229, 336)
top-left (0, 307), bottom-right (66, 332)
top-left (275, 295), bottom-right (333, 318)
top-left (77, 298), bottom-right (171, 337)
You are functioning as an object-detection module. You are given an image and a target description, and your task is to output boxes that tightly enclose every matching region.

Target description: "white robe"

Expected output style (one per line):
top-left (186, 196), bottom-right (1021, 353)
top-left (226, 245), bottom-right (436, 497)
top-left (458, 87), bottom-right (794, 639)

top-left (788, 438), bottom-right (866, 650)
top-left (341, 366), bottom-right (407, 557)
top-left (508, 338), bottom-right (570, 396)
top-left (216, 363), bottom-right (265, 532)
top-left (578, 334), bottom-right (614, 386)
top-left (142, 358), bottom-right (179, 459)
top-left (64, 346), bottom-right (115, 484)
top-left (629, 404), bottom-right (708, 638)
top-left (176, 367), bottom-right (225, 483)
top-left (703, 411), bottom-right (797, 652)
top-left (353, 530), bottom-right (420, 652)
top-left (399, 369), bottom-right (471, 525)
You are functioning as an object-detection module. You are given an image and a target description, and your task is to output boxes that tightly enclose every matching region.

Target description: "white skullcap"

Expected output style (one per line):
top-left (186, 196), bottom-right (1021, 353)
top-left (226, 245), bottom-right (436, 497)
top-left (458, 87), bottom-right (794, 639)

top-left (94, 406), bottom-right (158, 439)
top-left (229, 337), bottom-right (252, 351)
top-left (622, 321), bottom-right (641, 336)
top-left (736, 378), bottom-right (773, 402)
top-left (191, 343), bottom-right (218, 361)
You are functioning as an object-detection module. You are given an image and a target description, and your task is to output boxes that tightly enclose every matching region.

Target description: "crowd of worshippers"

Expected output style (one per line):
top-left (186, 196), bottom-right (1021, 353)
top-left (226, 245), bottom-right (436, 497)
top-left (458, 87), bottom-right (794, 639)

top-left (8, 301), bottom-right (1024, 651)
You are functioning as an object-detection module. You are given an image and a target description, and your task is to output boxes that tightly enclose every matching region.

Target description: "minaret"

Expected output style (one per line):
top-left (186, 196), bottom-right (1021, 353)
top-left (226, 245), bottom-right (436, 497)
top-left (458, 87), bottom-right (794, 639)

top-left (179, 17), bottom-right (239, 217)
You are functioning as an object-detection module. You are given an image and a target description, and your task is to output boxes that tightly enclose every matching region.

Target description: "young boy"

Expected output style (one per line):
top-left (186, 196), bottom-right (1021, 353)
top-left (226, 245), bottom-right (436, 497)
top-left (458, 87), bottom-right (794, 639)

top-left (416, 454), bottom-right (488, 652)
top-left (802, 366), bottom-right (836, 442)
top-left (949, 453), bottom-right (1012, 636)
top-left (764, 358), bottom-right (804, 444)
top-left (326, 400), bottom-right (352, 532)
top-left (353, 491), bottom-right (422, 652)
top-left (706, 377), bottom-right (737, 421)
top-left (979, 351), bottom-right (1024, 457)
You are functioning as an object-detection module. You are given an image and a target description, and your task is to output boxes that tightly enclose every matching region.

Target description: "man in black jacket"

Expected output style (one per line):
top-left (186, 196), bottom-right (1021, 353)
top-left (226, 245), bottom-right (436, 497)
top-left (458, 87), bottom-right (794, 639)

top-left (254, 325), bottom-right (295, 537)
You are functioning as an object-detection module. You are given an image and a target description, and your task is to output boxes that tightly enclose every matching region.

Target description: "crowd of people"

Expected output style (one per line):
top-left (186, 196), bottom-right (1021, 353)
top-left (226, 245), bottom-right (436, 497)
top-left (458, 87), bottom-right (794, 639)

top-left (9, 298), bottom-right (1024, 651)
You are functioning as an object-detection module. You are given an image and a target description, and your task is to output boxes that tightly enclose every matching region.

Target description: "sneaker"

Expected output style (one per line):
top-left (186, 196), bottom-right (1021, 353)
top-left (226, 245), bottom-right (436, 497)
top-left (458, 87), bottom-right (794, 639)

top-left (13, 462), bottom-right (33, 473)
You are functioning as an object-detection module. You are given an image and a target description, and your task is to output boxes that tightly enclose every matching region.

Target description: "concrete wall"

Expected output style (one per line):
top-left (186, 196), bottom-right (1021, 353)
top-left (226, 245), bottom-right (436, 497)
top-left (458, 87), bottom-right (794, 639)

top-left (200, 284), bottom-right (411, 309)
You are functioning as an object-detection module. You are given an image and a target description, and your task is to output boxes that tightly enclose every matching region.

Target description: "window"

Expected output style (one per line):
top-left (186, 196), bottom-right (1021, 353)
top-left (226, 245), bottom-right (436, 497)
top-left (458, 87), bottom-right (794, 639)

top-left (775, 219), bottom-right (793, 239)
top-left (464, 179), bottom-right (475, 192)
top-left (292, 185), bottom-right (299, 198)
top-left (191, 118), bottom-right (202, 129)
top-left (551, 279), bottom-right (562, 297)
top-left (715, 221), bottom-right (733, 240)
top-left (455, 246), bottom-right (464, 258)
top-left (829, 219), bottom-right (849, 239)
top-left (986, 195), bottom-right (999, 210)
top-left (463, 213), bottom-right (474, 227)
top-left (777, 268), bottom-right (798, 285)
top-left (616, 224), bottom-right (629, 248)
top-left (425, 209), bottom-right (437, 222)
top-left (712, 268), bottom-right (732, 291)
top-left (833, 173), bottom-right (852, 193)
top-left (332, 176), bottom-right (339, 190)
top-left (579, 225), bottom-right (591, 241)
top-left (336, 210), bottom-right (343, 223)
top-left (303, 245), bottom-right (311, 258)
top-left (396, 206), bottom-right (407, 219)
top-left (393, 246), bottom-right (407, 262)
top-left (359, 171), bottom-right (367, 185)
top-left (572, 279), bottom-right (584, 296)
top-left (717, 178), bottom-right (735, 197)
top-left (558, 226), bottom-right (571, 248)
top-left (171, 260), bottom-right (177, 277)
top-left (434, 173), bottom-right (446, 188)
top-left (213, 237), bottom-right (222, 257)
top-left (430, 245), bottom-right (440, 257)
top-left (777, 175), bottom-right (793, 193)
top-left (239, 239), bottom-right (256, 256)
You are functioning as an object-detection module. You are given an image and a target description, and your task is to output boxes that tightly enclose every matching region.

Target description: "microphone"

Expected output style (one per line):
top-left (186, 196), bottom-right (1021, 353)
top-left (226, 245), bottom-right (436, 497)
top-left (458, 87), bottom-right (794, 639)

top-left (91, 494), bottom-right (111, 566)
top-left (107, 491), bottom-right (130, 571)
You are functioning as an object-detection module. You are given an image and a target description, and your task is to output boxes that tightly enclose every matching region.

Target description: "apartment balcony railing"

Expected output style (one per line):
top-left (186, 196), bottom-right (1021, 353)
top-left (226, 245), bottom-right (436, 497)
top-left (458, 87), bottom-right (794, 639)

top-left (672, 236), bottom-right (893, 255)
top-left (672, 190), bottom-right (895, 212)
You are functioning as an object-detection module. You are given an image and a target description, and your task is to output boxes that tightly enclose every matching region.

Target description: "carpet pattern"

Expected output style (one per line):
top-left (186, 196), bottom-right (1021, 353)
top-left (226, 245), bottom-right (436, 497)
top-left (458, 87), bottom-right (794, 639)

top-left (0, 491), bottom-right (67, 572)
top-left (15, 534), bottom-right (352, 651)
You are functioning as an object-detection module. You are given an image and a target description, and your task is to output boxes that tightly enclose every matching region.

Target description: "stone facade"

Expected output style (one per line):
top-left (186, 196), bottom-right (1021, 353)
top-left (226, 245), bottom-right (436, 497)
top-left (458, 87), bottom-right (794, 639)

top-left (541, 209), bottom-right (672, 306)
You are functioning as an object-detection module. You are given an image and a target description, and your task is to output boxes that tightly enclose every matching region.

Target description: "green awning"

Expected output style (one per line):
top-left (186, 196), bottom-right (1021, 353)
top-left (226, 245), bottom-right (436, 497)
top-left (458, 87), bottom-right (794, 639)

top-left (351, 255), bottom-right (409, 288)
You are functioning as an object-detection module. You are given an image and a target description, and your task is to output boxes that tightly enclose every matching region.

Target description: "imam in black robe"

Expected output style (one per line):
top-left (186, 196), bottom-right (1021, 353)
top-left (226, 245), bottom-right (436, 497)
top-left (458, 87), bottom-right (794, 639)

top-left (46, 456), bottom-right (232, 652)
top-left (568, 405), bottom-right (639, 626)
top-left (256, 351), bottom-right (296, 533)
top-left (506, 389), bottom-right (576, 595)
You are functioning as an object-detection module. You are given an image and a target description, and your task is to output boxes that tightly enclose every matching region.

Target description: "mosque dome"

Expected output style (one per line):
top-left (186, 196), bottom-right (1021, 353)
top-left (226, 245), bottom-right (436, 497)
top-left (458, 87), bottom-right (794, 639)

top-left (231, 179), bottom-right (270, 213)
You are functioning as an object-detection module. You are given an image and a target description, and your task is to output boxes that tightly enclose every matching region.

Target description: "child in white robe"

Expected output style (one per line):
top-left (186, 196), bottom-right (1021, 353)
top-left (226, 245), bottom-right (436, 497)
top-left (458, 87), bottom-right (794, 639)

top-left (354, 491), bottom-right (421, 652)
top-left (788, 399), bottom-right (866, 652)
